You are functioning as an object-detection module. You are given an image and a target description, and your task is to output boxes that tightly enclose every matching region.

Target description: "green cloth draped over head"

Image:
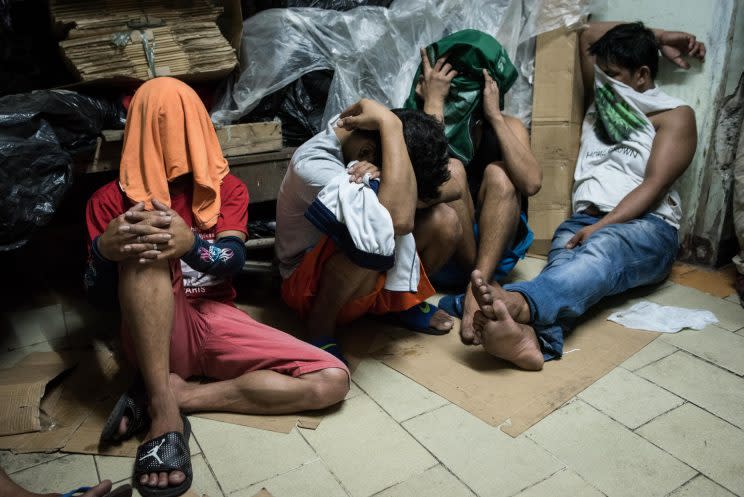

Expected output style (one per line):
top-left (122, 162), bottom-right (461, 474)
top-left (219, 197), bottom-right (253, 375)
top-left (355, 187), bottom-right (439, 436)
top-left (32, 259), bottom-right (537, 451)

top-left (404, 29), bottom-right (517, 165)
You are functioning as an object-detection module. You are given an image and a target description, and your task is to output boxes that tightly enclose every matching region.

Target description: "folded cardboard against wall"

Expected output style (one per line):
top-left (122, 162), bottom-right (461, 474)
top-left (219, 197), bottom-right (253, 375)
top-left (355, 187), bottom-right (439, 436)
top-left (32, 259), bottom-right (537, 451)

top-left (529, 27), bottom-right (585, 255)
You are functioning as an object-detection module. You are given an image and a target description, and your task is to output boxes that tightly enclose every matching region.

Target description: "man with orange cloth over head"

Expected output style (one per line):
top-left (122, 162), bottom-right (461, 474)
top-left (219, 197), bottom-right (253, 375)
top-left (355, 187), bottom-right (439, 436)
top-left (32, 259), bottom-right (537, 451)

top-left (84, 77), bottom-right (349, 497)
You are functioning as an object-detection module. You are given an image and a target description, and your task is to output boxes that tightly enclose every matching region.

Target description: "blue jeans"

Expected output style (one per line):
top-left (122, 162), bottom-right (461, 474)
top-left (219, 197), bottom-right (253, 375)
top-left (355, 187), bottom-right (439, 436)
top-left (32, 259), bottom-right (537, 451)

top-left (504, 213), bottom-right (678, 360)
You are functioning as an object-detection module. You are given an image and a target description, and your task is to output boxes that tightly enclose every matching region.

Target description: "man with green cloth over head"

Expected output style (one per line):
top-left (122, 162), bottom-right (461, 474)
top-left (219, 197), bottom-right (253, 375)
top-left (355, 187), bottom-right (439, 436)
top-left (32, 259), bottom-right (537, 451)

top-left (404, 29), bottom-right (542, 345)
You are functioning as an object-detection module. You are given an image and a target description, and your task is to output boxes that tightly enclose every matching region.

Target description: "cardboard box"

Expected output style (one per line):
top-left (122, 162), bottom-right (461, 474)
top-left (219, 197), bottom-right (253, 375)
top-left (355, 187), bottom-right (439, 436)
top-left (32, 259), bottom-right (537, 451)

top-left (530, 123), bottom-right (582, 161)
top-left (527, 160), bottom-right (574, 211)
top-left (529, 27), bottom-right (585, 255)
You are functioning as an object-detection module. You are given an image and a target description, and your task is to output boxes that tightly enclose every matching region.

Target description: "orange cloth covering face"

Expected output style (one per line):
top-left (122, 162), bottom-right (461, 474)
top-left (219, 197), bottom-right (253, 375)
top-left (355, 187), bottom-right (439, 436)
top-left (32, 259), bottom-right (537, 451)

top-left (119, 77), bottom-right (228, 229)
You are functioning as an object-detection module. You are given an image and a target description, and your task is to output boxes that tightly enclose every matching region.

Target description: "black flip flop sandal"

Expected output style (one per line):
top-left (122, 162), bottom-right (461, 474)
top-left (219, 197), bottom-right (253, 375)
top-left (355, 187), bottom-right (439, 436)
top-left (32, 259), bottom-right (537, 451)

top-left (134, 415), bottom-right (193, 497)
top-left (101, 381), bottom-right (150, 443)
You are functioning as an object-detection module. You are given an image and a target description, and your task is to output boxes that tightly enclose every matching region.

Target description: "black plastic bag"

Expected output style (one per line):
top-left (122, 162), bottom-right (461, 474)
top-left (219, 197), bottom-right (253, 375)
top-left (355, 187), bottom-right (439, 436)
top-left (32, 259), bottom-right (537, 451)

top-left (0, 90), bottom-right (125, 251)
top-left (244, 70), bottom-right (333, 146)
top-left (0, 89), bottom-right (124, 154)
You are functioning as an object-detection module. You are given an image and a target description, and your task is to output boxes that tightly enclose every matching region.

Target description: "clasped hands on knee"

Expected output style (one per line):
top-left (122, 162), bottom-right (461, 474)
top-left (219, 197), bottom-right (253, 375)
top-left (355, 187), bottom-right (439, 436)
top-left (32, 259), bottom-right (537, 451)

top-left (97, 200), bottom-right (195, 264)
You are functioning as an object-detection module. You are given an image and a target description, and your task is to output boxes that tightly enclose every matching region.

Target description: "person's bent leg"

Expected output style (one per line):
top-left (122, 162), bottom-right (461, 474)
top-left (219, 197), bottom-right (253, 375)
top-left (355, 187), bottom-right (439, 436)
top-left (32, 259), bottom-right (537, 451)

top-left (414, 202), bottom-right (463, 275)
top-left (118, 259), bottom-right (184, 489)
top-left (170, 368), bottom-right (349, 414)
top-left (444, 158), bottom-right (477, 269)
top-left (306, 252), bottom-right (379, 341)
top-left (171, 301), bottom-right (349, 414)
top-left (413, 202), bottom-right (462, 332)
top-left (467, 214), bottom-right (591, 327)
top-left (461, 162), bottom-right (521, 344)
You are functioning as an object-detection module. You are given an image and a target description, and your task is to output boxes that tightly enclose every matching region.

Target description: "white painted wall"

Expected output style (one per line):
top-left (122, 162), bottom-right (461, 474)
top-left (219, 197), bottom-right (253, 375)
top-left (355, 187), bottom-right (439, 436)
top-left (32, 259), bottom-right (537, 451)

top-left (725, 2), bottom-right (743, 94)
top-left (591, 0), bottom-right (738, 241)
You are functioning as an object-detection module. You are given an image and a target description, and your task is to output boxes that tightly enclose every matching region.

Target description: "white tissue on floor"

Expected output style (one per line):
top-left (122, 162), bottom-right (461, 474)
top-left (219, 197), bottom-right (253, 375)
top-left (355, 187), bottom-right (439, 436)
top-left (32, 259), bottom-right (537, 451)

top-left (607, 300), bottom-right (719, 333)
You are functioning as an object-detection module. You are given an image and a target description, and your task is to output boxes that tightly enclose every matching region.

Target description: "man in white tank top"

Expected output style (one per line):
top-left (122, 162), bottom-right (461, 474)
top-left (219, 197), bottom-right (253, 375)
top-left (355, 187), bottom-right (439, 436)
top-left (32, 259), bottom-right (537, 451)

top-left (461, 21), bottom-right (705, 370)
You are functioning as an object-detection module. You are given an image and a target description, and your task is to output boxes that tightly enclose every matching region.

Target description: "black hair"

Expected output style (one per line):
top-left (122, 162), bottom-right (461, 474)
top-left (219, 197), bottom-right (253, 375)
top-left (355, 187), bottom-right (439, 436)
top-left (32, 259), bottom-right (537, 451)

top-left (388, 108), bottom-right (450, 201)
top-left (588, 22), bottom-right (659, 79)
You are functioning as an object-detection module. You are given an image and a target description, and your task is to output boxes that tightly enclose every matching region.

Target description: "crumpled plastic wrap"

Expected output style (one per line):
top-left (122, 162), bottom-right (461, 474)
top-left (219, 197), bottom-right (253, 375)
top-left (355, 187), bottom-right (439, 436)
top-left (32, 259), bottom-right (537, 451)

top-left (0, 90), bottom-right (125, 251)
top-left (283, 0), bottom-right (392, 9)
top-left (212, 0), bottom-right (601, 127)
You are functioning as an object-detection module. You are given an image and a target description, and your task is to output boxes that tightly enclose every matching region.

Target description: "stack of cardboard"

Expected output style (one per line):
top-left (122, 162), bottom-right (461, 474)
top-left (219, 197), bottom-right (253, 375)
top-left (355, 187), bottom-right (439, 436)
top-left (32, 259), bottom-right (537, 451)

top-left (528, 28), bottom-right (585, 254)
top-left (51, 0), bottom-right (238, 82)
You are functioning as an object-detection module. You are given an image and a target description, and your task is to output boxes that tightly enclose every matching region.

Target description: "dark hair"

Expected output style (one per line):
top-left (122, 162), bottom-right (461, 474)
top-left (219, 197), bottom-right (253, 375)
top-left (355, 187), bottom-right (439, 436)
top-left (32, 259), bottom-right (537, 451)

top-left (387, 108), bottom-right (450, 201)
top-left (588, 22), bottom-right (659, 79)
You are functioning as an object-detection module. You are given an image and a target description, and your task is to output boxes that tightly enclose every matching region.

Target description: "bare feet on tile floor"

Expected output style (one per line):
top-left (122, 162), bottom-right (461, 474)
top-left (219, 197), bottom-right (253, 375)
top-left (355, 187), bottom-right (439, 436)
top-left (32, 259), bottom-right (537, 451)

top-left (470, 271), bottom-right (544, 371)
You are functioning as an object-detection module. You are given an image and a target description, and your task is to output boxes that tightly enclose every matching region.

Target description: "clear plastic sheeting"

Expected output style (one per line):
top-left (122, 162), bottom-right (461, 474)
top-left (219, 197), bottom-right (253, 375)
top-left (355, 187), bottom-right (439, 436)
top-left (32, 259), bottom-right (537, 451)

top-left (283, 0), bottom-right (392, 9)
top-left (212, 0), bottom-right (600, 127)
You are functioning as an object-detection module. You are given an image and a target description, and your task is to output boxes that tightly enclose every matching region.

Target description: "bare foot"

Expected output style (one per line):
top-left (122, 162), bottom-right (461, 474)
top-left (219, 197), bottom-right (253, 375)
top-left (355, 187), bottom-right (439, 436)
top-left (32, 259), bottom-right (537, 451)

top-left (429, 308), bottom-right (454, 333)
top-left (472, 301), bottom-right (544, 370)
top-left (138, 392), bottom-right (185, 490)
top-left (459, 284), bottom-right (480, 345)
top-left (470, 269), bottom-right (530, 323)
top-left (169, 373), bottom-right (203, 413)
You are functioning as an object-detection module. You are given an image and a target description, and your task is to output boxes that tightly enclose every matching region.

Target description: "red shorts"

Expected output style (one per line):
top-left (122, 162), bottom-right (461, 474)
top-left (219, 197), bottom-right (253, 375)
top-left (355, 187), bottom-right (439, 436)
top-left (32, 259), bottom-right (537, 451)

top-left (281, 236), bottom-right (435, 325)
top-left (122, 262), bottom-right (348, 381)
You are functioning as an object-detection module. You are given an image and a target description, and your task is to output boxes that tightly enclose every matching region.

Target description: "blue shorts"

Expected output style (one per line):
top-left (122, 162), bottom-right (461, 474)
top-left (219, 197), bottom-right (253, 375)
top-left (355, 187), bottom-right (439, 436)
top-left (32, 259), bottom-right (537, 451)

top-left (430, 211), bottom-right (534, 289)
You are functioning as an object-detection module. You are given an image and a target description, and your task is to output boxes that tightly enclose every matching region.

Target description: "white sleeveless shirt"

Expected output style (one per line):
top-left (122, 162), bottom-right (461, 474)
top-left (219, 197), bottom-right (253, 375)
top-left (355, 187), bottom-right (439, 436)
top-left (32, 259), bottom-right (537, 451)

top-left (572, 66), bottom-right (688, 228)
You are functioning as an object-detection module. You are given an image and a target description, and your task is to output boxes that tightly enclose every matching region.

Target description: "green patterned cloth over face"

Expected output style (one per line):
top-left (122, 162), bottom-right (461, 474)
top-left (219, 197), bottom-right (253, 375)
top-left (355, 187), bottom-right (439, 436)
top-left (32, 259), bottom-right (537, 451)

top-left (404, 29), bottom-right (517, 165)
top-left (593, 82), bottom-right (646, 144)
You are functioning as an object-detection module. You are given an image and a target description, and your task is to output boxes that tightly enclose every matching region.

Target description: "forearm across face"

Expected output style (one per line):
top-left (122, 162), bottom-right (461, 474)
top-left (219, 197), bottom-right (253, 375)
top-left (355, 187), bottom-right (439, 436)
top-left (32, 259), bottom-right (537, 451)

top-left (376, 116), bottom-right (418, 234)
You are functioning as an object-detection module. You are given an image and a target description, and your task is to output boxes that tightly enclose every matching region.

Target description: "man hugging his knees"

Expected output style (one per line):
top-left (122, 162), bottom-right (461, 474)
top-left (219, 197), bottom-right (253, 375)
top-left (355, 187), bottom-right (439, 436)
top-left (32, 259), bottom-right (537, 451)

top-left (405, 31), bottom-right (543, 346)
top-left (85, 77), bottom-right (349, 497)
top-left (276, 99), bottom-right (459, 360)
top-left (468, 22), bottom-right (705, 370)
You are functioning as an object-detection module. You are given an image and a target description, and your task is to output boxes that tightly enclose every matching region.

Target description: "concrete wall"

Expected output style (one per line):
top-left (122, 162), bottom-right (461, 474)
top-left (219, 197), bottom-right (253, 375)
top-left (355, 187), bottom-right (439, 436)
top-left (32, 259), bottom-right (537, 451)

top-left (592, 0), bottom-right (740, 265)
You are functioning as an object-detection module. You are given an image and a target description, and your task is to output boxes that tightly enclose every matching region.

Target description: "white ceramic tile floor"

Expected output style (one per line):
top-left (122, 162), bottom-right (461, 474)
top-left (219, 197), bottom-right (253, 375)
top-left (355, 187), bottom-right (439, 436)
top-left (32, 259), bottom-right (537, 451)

top-left (526, 400), bottom-right (695, 497)
top-left (578, 367), bottom-right (684, 429)
top-left (659, 324), bottom-right (744, 375)
top-left (2, 258), bottom-right (744, 497)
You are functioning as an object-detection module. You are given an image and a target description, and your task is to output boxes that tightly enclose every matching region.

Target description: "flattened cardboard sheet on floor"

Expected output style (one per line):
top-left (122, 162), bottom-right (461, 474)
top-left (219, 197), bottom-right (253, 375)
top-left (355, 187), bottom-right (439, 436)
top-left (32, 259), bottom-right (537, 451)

top-left (0, 352), bottom-right (75, 437)
top-left (372, 305), bottom-right (659, 437)
top-left (0, 351), bottom-right (117, 453)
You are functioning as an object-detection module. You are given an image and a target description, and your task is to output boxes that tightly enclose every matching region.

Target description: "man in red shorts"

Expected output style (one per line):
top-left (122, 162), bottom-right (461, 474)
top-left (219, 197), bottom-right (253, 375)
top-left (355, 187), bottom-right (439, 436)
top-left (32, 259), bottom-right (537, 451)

top-left (85, 77), bottom-right (348, 497)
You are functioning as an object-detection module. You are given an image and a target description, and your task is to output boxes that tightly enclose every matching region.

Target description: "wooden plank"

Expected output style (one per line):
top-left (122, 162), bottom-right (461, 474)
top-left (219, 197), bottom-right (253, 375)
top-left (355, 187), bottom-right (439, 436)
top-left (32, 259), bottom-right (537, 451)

top-left (214, 121), bottom-right (282, 157)
top-left (83, 124), bottom-right (285, 174)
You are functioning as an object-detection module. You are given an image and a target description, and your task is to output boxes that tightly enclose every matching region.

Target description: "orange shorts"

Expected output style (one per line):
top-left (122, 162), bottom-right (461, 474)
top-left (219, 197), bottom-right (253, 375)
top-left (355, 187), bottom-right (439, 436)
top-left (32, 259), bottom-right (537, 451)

top-left (281, 236), bottom-right (435, 325)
